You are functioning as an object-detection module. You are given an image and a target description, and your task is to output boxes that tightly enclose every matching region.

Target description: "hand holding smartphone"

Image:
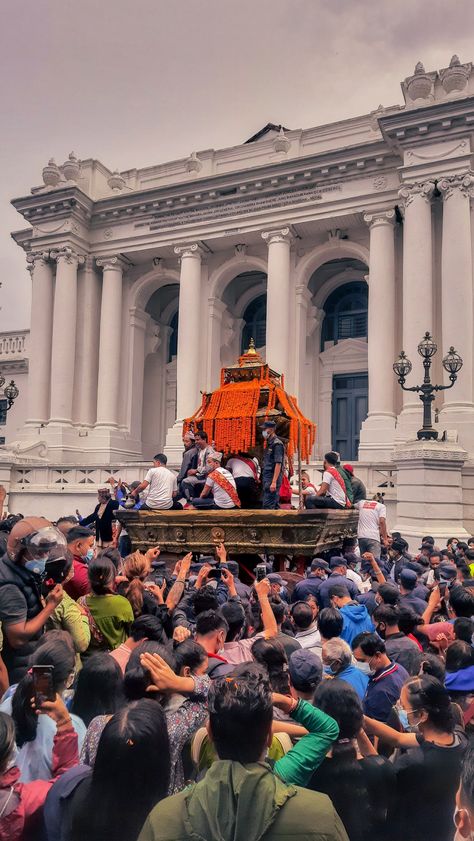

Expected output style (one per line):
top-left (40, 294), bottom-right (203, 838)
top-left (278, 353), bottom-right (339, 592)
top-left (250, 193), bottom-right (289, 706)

top-left (32, 665), bottom-right (55, 707)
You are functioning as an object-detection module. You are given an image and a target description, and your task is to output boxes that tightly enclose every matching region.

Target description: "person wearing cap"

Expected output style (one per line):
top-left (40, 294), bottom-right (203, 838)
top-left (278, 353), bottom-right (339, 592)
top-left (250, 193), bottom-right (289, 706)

top-left (289, 648), bottom-right (322, 700)
top-left (342, 464), bottom-right (366, 505)
top-left (317, 557), bottom-right (359, 608)
top-left (261, 420), bottom-right (285, 509)
top-left (192, 452), bottom-right (240, 510)
top-left (78, 487), bottom-right (120, 548)
top-left (399, 569), bottom-right (428, 614)
top-left (266, 572), bottom-right (289, 602)
top-left (305, 452), bottom-right (352, 510)
top-left (0, 518), bottom-right (67, 681)
top-left (387, 537), bottom-right (411, 583)
top-left (177, 431), bottom-right (198, 487)
top-left (291, 559), bottom-right (329, 603)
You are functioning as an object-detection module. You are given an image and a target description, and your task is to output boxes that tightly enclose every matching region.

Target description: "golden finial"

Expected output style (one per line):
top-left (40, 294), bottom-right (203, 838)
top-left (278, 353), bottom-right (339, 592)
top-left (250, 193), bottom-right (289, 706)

top-left (247, 338), bottom-right (257, 356)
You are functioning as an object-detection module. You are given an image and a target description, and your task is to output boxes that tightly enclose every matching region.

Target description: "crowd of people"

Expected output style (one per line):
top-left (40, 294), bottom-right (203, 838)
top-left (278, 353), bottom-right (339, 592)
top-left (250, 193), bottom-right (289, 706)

top-left (0, 499), bottom-right (473, 840)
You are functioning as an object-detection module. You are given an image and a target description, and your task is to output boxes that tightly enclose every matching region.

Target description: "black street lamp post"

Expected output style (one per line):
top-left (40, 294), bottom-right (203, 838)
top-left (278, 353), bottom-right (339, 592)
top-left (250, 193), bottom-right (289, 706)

top-left (0, 374), bottom-right (19, 411)
top-left (393, 332), bottom-right (463, 441)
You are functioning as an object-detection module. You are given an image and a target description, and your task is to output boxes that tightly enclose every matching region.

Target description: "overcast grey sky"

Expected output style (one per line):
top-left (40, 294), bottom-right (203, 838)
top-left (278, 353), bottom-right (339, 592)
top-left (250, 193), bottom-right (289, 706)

top-left (1, 0), bottom-right (474, 331)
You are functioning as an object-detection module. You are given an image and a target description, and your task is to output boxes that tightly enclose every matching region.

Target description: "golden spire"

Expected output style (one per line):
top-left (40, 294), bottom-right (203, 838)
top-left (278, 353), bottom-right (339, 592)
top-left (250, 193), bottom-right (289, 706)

top-left (246, 338), bottom-right (257, 356)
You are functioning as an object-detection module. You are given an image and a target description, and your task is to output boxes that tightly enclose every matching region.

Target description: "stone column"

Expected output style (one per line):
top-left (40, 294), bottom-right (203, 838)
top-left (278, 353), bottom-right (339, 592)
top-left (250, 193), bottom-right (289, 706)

top-left (359, 210), bottom-right (397, 460)
top-left (24, 251), bottom-right (54, 427)
top-left (396, 182), bottom-right (435, 439)
top-left (128, 307), bottom-right (148, 444)
top-left (174, 244), bottom-right (203, 421)
top-left (72, 256), bottom-right (101, 427)
top-left (438, 174), bottom-right (474, 453)
top-left (95, 257), bottom-right (124, 428)
top-left (262, 227), bottom-right (292, 378)
top-left (206, 296), bottom-right (227, 391)
top-left (49, 247), bottom-right (83, 424)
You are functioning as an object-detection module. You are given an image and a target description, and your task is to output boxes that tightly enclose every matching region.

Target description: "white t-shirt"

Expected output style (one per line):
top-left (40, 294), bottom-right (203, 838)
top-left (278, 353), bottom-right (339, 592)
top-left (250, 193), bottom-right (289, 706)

top-left (205, 467), bottom-right (238, 508)
top-left (226, 457), bottom-right (258, 480)
top-left (144, 466), bottom-right (178, 509)
top-left (355, 500), bottom-right (387, 541)
top-left (322, 470), bottom-right (346, 506)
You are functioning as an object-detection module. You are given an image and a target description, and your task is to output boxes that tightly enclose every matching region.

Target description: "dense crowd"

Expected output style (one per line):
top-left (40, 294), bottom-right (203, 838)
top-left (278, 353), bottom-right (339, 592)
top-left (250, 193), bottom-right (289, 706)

top-left (1, 508), bottom-right (474, 840)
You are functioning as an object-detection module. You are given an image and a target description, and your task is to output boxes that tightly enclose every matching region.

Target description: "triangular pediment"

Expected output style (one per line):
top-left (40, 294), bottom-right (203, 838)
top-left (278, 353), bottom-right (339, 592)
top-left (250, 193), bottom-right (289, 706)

top-left (319, 337), bottom-right (368, 364)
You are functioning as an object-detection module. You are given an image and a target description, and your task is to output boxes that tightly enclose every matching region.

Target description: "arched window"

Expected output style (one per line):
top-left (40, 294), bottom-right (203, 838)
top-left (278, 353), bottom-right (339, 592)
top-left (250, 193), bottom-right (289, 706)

top-left (168, 311), bottom-right (178, 362)
top-left (241, 294), bottom-right (267, 352)
top-left (321, 281), bottom-right (368, 350)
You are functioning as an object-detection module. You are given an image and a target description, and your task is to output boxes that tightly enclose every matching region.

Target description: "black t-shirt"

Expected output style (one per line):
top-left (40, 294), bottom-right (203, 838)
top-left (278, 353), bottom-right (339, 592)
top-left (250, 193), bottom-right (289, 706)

top-left (392, 731), bottom-right (467, 841)
top-left (308, 755), bottom-right (395, 841)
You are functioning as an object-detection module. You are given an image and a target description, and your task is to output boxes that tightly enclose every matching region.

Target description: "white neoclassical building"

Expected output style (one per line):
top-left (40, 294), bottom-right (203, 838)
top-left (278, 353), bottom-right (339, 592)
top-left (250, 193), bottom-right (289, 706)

top-left (5, 55), bottom-right (474, 536)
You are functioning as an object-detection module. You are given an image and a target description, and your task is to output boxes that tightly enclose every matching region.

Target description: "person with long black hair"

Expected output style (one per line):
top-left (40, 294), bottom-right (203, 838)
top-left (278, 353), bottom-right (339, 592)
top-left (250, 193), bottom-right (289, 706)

top-left (309, 679), bottom-right (395, 841)
top-left (0, 631), bottom-right (85, 782)
top-left (45, 699), bottom-right (170, 841)
top-left (70, 653), bottom-right (124, 728)
top-left (365, 674), bottom-right (467, 841)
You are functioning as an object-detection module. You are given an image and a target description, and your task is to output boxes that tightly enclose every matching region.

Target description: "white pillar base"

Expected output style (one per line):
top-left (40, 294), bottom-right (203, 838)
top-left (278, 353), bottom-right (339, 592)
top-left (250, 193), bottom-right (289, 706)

top-left (439, 404), bottom-right (474, 457)
top-left (358, 413), bottom-right (396, 461)
top-left (393, 438), bottom-right (470, 552)
top-left (163, 421), bottom-right (185, 468)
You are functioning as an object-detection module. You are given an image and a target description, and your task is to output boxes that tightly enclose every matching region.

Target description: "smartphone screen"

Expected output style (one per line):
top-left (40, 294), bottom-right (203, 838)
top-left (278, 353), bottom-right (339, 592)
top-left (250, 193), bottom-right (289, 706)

top-left (32, 665), bottom-right (55, 705)
top-left (255, 564), bottom-right (267, 582)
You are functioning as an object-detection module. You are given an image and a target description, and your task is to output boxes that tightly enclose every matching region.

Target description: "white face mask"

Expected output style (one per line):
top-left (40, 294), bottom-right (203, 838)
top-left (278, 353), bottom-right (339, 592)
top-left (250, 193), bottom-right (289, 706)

top-left (356, 660), bottom-right (375, 677)
top-left (262, 430), bottom-right (270, 439)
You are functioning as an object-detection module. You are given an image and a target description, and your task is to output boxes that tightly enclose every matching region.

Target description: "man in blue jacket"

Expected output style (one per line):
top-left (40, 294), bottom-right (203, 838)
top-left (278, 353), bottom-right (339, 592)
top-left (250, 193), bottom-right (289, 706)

top-left (329, 584), bottom-right (374, 646)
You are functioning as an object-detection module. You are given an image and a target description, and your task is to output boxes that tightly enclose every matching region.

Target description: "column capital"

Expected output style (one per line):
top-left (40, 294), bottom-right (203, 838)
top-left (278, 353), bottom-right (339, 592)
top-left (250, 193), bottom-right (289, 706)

top-left (295, 283), bottom-right (313, 306)
top-left (308, 305), bottom-right (325, 336)
top-left (363, 208), bottom-right (396, 228)
top-left (174, 242), bottom-right (203, 260)
top-left (129, 306), bottom-right (148, 330)
top-left (398, 181), bottom-right (435, 207)
top-left (26, 250), bottom-right (50, 269)
top-left (261, 227), bottom-right (292, 246)
top-left (95, 255), bottom-right (127, 272)
top-left (207, 296), bottom-right (227, 317)
top-left (437, 173), bottom-right (474, 201)
top-left (50, 246), bottom-right (85, 267)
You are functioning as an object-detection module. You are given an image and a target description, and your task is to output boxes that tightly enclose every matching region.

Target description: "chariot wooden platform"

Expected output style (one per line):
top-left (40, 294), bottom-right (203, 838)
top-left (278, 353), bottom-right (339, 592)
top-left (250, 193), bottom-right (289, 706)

top-left (116, 507), bottom-right (358, 557)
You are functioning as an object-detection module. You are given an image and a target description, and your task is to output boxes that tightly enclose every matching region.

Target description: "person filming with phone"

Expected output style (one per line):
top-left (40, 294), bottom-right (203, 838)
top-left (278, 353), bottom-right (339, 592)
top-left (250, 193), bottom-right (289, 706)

top-left (0, 518), bottom-right (67, 682)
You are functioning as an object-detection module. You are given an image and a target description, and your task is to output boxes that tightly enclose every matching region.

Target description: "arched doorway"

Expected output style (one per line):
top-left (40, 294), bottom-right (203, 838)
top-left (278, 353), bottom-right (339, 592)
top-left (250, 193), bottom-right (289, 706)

top-left (309, 260), bottom-right (369, 460)
top-left (241, 293), bottom-right (267, 353)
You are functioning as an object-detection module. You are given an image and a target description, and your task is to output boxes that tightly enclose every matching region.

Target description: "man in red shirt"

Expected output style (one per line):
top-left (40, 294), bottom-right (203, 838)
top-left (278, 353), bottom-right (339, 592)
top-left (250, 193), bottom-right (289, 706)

top-left (64, 526), bottom-right (95, 600)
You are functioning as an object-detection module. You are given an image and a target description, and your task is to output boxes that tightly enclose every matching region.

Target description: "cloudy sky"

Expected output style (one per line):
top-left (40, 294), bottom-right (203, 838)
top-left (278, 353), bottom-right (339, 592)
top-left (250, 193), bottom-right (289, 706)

top-left (1, 0), bottom-right (474, 330)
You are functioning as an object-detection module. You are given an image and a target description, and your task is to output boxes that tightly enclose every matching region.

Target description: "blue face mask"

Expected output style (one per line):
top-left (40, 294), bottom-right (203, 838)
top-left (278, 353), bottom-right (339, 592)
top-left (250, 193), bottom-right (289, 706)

top-left (84, 548), bottom-right (94, 563)
top-left (25, 558), bottom-right (47, 576)
top-left (323, 665), bottom-right (338, 676)
top-left (397, 707), bottom-right (409, 730)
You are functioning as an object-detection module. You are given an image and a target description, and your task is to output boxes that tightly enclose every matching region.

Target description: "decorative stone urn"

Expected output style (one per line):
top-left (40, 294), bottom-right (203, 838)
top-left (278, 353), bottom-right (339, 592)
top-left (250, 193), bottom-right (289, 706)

top-left (107, 169), bottom-right (126, 191)
top-left (440, 55), bottom-right (471, 93)
top-left (62, 152), bottom-right (81, 182)
top-left (42, 158), bottom-right (61, 188)
top-left (185, 152), bottom-right (202, 173)
top-left (273, 127), bottom-right (291, 154)
top-left (406, 62), bottom-right (432, 100)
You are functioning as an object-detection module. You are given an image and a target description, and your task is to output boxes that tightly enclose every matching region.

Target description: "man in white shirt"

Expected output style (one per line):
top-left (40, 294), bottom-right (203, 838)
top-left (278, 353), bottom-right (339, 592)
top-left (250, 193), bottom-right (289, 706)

top-left (355, 498), bottom-right (388, 559)
top-left (305, 451), bottom-right (349, 509)
top-left (131, 454), bottom-right (179, 510)
top-left (226, 453), bottom-right (260, 508)
top-left (192, 452), bottom-right (241, 510)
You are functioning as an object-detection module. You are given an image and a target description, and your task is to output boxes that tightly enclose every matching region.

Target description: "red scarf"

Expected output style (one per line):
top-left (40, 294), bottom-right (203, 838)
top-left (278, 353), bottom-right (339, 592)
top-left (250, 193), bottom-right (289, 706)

top-left (326, 466), bottom-right (351, 508)
top-left (236, 456), bottom-right (259, 482)
top-left (209, 469), bottom-right (241, 508)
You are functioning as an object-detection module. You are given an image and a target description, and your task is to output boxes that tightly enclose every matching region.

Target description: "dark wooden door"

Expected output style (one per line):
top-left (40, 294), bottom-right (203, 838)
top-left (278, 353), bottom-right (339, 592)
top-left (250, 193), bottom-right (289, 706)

top-left (332, 374), bottom-right (368, 461)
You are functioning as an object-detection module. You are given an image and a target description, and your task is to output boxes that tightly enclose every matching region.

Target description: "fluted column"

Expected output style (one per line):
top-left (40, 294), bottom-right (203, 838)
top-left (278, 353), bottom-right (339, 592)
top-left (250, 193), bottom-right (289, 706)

top-left (397, 181), bottom-right (435, 436)
top-left (174, 244), bottom-right (203, 420)
top-left (438, 173), bottom-right (474, 452)
top-left (72, 256), bottom-right (101, 426)
top-left (359, 210), bottom-right (397, 459)
top-left (95, 256), bottom-right (124, 428)
top-left (262, 227), bottom-right (292, 378)
top-left (49, 247), bottom-right (83, 424)
top-left (25, 251), bottom-right (54, 426)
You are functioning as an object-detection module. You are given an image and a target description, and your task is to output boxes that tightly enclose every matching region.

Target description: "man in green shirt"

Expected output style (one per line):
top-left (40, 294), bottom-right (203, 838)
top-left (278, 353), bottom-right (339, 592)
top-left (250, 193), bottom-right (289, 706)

top-left (139, 663), bottom-right (347, 841)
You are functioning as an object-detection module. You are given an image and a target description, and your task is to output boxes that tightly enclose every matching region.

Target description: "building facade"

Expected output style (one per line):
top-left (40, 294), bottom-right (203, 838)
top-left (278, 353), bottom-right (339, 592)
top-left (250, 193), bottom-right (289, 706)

top-left (5, 56), bottom-right (474, 529)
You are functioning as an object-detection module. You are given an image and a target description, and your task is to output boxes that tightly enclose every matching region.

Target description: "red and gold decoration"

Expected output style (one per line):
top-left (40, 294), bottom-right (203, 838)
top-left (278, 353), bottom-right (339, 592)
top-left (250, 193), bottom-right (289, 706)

top-left (184, 340), bottom-right (316, 461)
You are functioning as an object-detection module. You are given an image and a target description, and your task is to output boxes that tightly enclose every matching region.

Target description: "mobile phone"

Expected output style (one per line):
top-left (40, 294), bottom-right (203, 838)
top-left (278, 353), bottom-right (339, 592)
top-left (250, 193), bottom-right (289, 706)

top-left (32, 665), bottom-right (55, 705)
top-left (207, 568), bottom-right (222, 580)
top-left (255, 563), bottom-right (267, 582)
top-left (439, 582), bottom-right (447, 598)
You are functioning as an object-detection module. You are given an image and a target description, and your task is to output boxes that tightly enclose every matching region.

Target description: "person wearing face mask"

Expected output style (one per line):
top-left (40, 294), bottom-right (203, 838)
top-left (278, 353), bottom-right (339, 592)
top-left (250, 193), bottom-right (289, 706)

top-left (291, 559), bottom-right (329, 603)
top-left (351, 632), bottom-right (409, 722)
top-left (0, 518), bottom-right (66, 682)
top-left (454, 744), bottom-right (474, 841)
top-left (373, 604), bottom-right (422, 676)
top-left (322, 637), bottom-right (369, 700)
top-left (194, 610), bottom-right (235, 678)
top-left (64, 526), bottom-right (95, 601)
top-left (261, 420), bottom-right (285, 509)
top-left (365, 675), bottom-right (467, 841)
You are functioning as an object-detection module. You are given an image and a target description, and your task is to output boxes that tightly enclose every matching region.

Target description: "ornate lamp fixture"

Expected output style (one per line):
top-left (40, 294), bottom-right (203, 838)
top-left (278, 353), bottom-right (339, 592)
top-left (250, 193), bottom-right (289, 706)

top-left (0, 373), bottom-right (20, 411)
top-left (393, 331), bottom-right (463, 440)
